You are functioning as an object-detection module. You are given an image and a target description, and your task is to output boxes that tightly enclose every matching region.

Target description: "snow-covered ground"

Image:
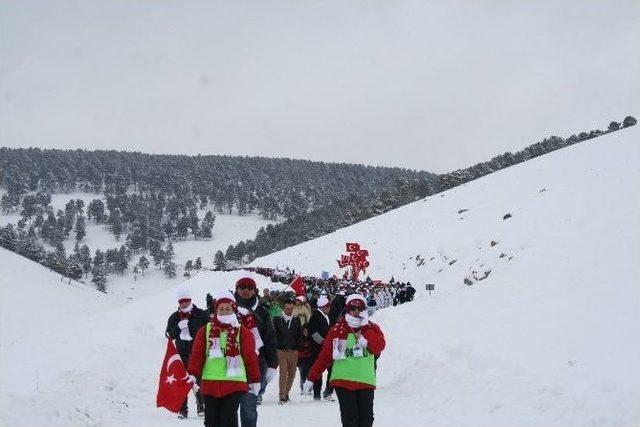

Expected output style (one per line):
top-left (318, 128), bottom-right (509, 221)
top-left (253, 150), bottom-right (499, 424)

top-left (1, 127), bottom-right (639, 427)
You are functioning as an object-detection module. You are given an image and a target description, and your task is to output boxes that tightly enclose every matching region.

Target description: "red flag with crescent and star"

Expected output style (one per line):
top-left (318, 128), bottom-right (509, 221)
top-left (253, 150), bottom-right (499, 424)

top-left (290, 276), bottom-right (306, 297)
top-left (156, 339), bottom-right (192, 413)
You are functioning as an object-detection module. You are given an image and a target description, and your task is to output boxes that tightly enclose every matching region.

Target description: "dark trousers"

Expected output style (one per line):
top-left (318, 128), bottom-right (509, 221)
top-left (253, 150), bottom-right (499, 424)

top-left (313, 364), bottom-right (334, 398)
top-left (297, 356), bottom-right (313, 392)
top-left (179, 351), bottom-right (203, 413)
top-left (203, 392), bottom-right (242, 427)
top-left (335, 388), bottom-right (375, 427)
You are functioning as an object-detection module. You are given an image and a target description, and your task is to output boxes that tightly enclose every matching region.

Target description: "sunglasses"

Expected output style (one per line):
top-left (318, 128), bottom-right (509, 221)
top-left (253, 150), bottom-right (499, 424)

top-left (237, 285), bottom-right (255, 290)
top-left (347, 305), bottom-right (364, 312)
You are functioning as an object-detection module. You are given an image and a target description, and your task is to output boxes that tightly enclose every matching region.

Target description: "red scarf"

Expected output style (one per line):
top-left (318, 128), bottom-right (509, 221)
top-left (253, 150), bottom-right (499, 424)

top-left (237, 308), bottom-right (257, 330)
top-left (208, 314), bottom-right (240, 358)
top-left (178, 303), bottom-right (193, 320)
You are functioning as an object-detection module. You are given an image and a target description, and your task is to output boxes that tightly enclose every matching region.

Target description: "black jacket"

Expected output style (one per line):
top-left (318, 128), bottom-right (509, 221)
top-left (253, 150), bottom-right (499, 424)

top-left (273, 315), bottom-right (302, 351)
top-left (307, 308), bottom-right (331, 356)
top-left (165, 304), bottom-right (209, 356)
top-left (235, 294), bottom-right (279, 368)
top-left (329, 294), bottom-right (346, 326)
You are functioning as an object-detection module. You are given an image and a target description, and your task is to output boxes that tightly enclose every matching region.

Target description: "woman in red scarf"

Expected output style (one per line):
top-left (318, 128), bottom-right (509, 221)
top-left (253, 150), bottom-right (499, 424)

top-left (304, 293), bottom-right (386, 427)
top-left (188, 290), bottom-right (261, 427)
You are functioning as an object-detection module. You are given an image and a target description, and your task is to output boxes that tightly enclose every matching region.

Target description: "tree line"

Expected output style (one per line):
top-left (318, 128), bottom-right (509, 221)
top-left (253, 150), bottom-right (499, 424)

top-left (0, 149), bottom-right (429, 221)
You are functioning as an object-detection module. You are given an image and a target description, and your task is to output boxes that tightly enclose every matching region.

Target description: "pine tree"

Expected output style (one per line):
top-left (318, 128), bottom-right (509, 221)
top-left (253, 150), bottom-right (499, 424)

top-left (114, 246), bottom-right (129, 275)
top-left (79, 244), bottom-right (92, 277)
top-left (200, 225), bottom-right (212, 239)
top-left (75, 215), bottom-right (86, 241)
top-left (214, 250), bottom-right (226, 271)
top-left (176, 217), bottom-right (189, 240)
top-left (194, 257), bottom-right (202, 271)
top-left (67, 259), bottom-right (84, 280)
top-left (203, 211), bottom-right (215, 229)
top-left (91, 250), bottom-right (108, 292)
top-left (163, 259), bottom-right (177, 278)
top-left (0, 224), bottom-right (17, 251)
top-left (153, 248), bottom-right (165, 269)
top-left (184, 259), bottom-right (193, 278)
top-left (87, 199), bottom-right (106, 223)
top-left (162, 242), bottom-right (177, 278)
top-left (138, 255), bottom-right (149, 275)
top-left (53, 243), bottom-right (68, 275)
top-left (110, 208), bottom-right (123, 240)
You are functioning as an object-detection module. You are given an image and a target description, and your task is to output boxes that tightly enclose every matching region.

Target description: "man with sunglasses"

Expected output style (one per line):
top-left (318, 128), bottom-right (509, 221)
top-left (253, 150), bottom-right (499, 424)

top-left (304, 294), bottom-right (386, 427)
top-left (234, 277), bottom-right (278, 427)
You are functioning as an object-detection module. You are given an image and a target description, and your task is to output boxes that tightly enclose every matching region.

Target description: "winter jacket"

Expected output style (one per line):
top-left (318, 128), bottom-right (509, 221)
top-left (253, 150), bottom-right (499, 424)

top-left (188, 324), bottom-right (261, 397)
top-left (307, 317), bottom-right (385, 391)
top-left (235, 294), bottom-right (279, 368)
top-left (273, 314), bottom-right (302, 351)
top-left (307, 308), bottom-right (331, 357)
top-left (165, 305), bottom-right (210, 356)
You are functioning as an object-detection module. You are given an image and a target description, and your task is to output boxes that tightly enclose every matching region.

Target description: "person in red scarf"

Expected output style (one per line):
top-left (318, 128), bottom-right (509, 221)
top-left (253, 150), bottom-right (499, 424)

top-left (304, 294), bottom-right (386, 427)
top-left (165, 286), bottom-right (209, 418)
top-left (188, 290), bottom-right (261, 427)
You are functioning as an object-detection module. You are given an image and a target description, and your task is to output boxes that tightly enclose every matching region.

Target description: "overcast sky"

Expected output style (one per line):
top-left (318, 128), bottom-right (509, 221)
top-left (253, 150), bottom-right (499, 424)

top-left (1, 1), bottom-right (638, 172)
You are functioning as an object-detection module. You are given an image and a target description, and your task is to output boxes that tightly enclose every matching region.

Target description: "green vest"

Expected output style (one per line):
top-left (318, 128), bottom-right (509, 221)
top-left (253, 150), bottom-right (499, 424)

top-left (202, 323), bottom-right (247, 383)
top-left (329, 333), bottom-right (376, 386)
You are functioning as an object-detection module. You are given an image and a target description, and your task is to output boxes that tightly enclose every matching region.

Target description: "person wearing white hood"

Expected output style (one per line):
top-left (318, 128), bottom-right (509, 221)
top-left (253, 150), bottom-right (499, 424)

top-left (165, 286), bottom-right (210, 419)
top-left (304, 294), bottom-right (386, 427)
top-left (307, 294), bottom-right (335, 401)
top-left (187, 290), bottom-right (261, 427)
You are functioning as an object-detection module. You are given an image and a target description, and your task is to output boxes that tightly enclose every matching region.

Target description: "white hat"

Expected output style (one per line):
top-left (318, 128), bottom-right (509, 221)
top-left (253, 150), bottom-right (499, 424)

top-left (296, 295), bottom-right (306, 302)
top-left (176, 286), bottom-right (191, 302)
top-left (317, 295), bottom-right (330, 307)
top-left (345, 293), bottom-right (366, 306)
top-left (214, 289), bottom-right (236, 309)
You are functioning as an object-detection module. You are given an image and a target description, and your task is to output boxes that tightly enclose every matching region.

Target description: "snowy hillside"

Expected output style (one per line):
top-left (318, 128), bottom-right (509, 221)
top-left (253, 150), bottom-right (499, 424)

top-left (251, 126), bottom-right (640, 425)
top-left (1, 127), bottom-right (639, 427)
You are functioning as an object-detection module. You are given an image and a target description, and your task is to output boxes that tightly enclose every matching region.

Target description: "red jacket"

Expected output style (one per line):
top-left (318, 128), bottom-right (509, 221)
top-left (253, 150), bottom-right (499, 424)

top-left (307, 318), bottom-right (385, 391)
top-left (188, 324), bottom-right (261, 397)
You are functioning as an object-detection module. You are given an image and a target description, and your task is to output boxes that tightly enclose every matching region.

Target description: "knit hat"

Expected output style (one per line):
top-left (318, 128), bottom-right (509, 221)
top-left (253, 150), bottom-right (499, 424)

top-left (214, 290), bottom-right (236, 310)
top-left (176, 286), bottom-right (191, 303)
top-left (317, 295), bottom-right (330, 308)
top-left (345, 293), bottom-right (366, 308)
top-left (295, 295), bottom-right (306, 302)
top-left (235, 277), bottom-right (257, 290)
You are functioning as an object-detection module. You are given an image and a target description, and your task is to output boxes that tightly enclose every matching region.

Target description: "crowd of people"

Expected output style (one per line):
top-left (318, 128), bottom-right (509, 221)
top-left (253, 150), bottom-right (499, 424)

top-left (165, 269), bottom-right (417, 427)
top-left (247, 266), bottom-right (416, 317)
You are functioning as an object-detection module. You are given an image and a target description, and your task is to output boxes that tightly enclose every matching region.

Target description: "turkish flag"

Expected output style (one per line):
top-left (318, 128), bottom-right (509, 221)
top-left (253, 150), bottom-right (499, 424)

top-left (156, 340), bottom-right (192, 413)
top-left (346, 242), bottom-right (360, 252)
top-left (290, 276), bottom-right (306, 296)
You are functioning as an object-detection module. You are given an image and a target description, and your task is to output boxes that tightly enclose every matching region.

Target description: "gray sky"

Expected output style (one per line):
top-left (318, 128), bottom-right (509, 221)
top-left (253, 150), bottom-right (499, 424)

top-left (1, 1), bottom-right (638, 172)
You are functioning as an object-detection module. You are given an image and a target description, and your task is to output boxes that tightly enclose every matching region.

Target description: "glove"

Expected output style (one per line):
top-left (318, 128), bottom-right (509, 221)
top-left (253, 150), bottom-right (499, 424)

top-left (357, 334), bottom-right (368, 348)
top-left (249, 383), bottom-right (261, 396)
top-left (265, 367), bottom-right (278, 384)
top-left (302, 379), bottom-right (314, 395)
top-left (358, 311), bottom-right (369, 326)
top-left (178, 319), bottom-right (189, 329)
top-left (186, 374), bottom-right (200, 392)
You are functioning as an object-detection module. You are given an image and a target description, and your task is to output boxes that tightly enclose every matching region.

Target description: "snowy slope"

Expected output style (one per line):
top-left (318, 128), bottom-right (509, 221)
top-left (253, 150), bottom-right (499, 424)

top-left (1, 127), bottom-right (639, 427)
top-left (250, 127), bottom-right (640, 426)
